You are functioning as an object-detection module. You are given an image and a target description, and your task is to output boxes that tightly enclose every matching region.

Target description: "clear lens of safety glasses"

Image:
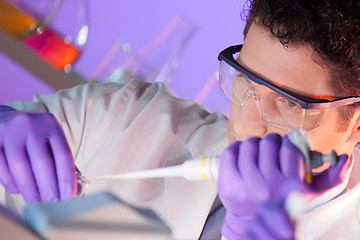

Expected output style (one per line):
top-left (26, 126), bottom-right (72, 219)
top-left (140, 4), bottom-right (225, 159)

top-left (219, 60), bottom-right (325, 131)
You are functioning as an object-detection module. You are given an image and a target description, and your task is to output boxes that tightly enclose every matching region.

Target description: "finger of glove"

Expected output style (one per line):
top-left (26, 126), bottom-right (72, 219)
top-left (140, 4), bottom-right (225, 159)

top-left (245, 217), bottom-right (278, 240)
top-left (218, 142), bottom-right (242, 200)
top-left (255, 202), bottom-right (294, 239)
top-left (258, 133), bottom-right (283, 182)
top-left (222, 213), bottom-right (255, 239)
top-left (277, 178), bottom-right (304, 205)
top-left (48, 126), bottom-right (77, 200)
top-left (0, 145), bottom-right (19, 193)
top-left (26, 133), bottom-right (60, 203)
top-left (238, 137), bottom-right (263, 183)
top-left (218, 141), bottom-right (261, 216)
top-left (279, 136), bottom-right (303, 180)
top-left (326, 154), bottom-right (349, 183)
top-left (4, 139), bottom-right (40, 203)
top-left (0, 105), bottom-right (15, 112)
top-left (311, 154), bottom-right (349, 192)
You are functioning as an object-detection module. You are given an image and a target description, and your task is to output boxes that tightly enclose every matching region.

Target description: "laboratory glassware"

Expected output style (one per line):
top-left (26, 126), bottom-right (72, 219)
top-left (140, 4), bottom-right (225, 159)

top-left (193, 70), bottom-right (230, 115)
top-left (75, 167), bottom-right (90, 196)
top-left (93, 14), bottom-right (196, 88)
top-left (0, 0), bottom-right (60, 38)
top-left (22, 0), bottom-right (88, 72)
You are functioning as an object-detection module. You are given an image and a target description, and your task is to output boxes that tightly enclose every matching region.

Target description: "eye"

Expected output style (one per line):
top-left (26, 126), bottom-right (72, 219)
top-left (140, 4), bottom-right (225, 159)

top-left (278, 97), bottom-right (302, 110)
top-left (286, 99), bottom-right (299, 108)
top-left (235, 72), bottom-right (253, 85)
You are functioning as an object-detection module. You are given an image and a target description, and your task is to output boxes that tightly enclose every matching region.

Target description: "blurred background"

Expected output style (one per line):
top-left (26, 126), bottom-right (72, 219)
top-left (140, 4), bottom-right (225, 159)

top-left (0, 0), bottom-right (246, 114)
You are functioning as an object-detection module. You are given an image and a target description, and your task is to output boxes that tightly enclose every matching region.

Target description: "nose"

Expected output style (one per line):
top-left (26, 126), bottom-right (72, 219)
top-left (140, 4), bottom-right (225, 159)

top-left (229, 92), bottom-right (267, 140)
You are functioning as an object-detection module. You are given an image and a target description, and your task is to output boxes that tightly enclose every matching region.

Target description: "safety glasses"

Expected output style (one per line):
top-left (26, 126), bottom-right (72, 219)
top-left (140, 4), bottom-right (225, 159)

top-left (218, 45), bottom-right (360, 130)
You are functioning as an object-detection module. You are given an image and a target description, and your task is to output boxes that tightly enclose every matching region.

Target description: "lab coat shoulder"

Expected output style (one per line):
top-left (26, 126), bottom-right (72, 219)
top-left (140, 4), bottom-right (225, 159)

top-left (5, 79), bottom-right (141, 158)
top-left (7, 78), bottom-right (228, 163)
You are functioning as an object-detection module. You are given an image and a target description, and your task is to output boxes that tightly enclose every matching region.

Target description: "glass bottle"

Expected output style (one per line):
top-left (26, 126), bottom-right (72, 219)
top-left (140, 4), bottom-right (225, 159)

top-left (194, 70), bottom-right (230, 115)
top-left (94, 14), bottom-right (196, 88)
top-left (0, 0), bottom-right (60, 38)
top-left (21, 0), bottom-right (88, 72)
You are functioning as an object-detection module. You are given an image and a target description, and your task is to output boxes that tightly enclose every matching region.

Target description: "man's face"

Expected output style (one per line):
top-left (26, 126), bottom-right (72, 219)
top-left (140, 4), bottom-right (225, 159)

top-left (228, 23), bottom-right (359, 156)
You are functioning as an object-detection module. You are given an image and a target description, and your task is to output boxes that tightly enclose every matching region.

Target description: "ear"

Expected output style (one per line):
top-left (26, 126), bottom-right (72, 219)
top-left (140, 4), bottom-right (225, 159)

top-left (346, 110), bottom-right (360, 143)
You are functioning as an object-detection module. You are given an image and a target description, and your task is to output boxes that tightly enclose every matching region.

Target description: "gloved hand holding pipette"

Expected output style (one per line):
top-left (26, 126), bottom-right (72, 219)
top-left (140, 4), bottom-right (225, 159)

top-left (0, 105), bottom-right (78, 203)
top-left (85, 128), bottom-right (350, 240)
top-left (217, 133), bottom-right (350, 240)
top-left (242, 180), bottom-right (303, 240)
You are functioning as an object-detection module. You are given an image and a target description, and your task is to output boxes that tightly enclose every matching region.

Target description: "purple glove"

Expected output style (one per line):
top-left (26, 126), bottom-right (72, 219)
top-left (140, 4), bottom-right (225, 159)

top-left (243, 179), bottom-right (303, 240)
top-left (244, 198), bottom-right (294, 240)
top-left (244, 152), bottom-right (349, 240)
top-left (0, 105), bottom-right (77, 203)
top-left (217, 133), bottom-right (349, 240)
top-left (307, 154), bottom-right (349, 193)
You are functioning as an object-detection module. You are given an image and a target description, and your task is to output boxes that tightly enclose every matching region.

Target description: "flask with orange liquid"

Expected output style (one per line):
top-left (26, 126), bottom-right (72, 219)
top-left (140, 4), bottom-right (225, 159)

top-left (21, 0), bottom-right (88, 72)
top-left (22, 27), bottom-right (82, 71)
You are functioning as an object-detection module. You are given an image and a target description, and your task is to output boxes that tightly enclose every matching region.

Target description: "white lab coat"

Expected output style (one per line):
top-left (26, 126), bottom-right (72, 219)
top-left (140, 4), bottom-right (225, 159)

top-left (1, 78), bottom-right (360, 239)
top-left (1, 78), bottom-right (229, 239)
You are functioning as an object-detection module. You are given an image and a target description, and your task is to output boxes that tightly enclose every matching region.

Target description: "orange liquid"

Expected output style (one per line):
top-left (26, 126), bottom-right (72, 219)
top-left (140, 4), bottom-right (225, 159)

top-left (22, 28), bottom-right (81, 71)
top-left (0, 0), bottom-right (38, 38)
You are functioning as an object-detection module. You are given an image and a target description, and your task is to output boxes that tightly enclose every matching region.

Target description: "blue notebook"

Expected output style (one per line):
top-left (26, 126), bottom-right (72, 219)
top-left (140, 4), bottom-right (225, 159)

top-left (23, 192), bottom-right (171, 240)
top-left (0, 203), bottom-right (41, 239)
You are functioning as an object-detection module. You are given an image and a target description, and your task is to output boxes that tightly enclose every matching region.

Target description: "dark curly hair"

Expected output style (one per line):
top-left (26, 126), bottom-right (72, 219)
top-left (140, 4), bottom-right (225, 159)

top-left (243, 0), bottom-right (360, 131)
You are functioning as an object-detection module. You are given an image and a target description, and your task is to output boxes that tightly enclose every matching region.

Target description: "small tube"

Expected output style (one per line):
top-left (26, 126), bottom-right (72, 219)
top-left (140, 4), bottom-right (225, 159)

top-left (288, 129), bottom-right (313, 183)
top-left (75, 167), bottom-right (91, 195)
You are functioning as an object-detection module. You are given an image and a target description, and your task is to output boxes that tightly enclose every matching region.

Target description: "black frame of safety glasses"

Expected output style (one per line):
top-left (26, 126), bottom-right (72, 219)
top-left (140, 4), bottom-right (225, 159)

top-left (218, 45), bottom-right (360, 109)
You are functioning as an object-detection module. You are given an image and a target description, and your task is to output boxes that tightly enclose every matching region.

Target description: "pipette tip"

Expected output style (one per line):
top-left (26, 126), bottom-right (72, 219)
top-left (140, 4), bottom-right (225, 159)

top-left (88, 173), bottom-right (128, 180)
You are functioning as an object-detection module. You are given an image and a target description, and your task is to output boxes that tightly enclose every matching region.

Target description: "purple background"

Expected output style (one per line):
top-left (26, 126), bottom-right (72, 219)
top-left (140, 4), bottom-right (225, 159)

top-left (0, 0), bottom-right (246, 114)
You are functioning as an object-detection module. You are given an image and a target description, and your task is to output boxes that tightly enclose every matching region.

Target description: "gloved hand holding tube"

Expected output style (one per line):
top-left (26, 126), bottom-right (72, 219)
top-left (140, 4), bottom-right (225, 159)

top-left (217, 132), bottom-right (350, 240)
top-left (0, 105), bottom-right (78, 203)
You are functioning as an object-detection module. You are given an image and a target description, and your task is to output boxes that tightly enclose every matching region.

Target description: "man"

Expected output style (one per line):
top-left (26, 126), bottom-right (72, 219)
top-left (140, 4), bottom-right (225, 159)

top-left (0, 1), bottom-right (359, 240)
top-left (216, 0), bottom-right (360, 239)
